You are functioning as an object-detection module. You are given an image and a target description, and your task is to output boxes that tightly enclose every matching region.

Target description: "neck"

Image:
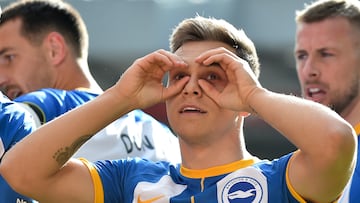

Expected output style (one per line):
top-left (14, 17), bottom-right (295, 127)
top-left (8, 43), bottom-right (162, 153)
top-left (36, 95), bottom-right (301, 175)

top-left (54, 59), bottom-right (103, 93)
top-left (179, 131), bottom-right (251, 169)
top-left (340, 99), bottom-right (360, 127)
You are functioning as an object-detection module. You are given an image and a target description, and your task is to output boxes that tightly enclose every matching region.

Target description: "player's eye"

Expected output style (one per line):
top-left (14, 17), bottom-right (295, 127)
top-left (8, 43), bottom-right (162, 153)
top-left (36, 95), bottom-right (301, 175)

top-left (206, 73), bottom-right (219, 81)
top-left (0, 54), bottom-right (16, 66)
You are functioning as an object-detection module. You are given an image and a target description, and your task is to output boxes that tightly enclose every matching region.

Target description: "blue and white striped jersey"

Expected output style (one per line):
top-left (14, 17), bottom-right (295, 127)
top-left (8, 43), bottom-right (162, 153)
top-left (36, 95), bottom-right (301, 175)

top-left (82, 153), bottom-right (310, 203)
top-left (0, 92), bottom-right (37, 203)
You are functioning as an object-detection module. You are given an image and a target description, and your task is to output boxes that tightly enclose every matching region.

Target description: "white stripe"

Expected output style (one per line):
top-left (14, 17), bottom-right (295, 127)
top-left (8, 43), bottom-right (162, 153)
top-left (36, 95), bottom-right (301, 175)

top-left (17, 103), bottom-right (41, 127)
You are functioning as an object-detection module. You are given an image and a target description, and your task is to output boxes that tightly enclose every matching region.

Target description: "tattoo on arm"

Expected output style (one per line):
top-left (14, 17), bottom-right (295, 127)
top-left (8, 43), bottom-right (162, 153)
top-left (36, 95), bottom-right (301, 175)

top-left (52, 134), bottom-right (93, 165)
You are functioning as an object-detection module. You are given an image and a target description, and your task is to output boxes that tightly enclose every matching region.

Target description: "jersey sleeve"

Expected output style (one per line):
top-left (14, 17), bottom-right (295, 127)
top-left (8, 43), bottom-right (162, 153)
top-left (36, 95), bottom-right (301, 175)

top-left (0, 93), bottom-right (36, 159)
top-left (79, 158), bottom-right (104, 203)
top-left (14, 88), bottom-right (97, 123)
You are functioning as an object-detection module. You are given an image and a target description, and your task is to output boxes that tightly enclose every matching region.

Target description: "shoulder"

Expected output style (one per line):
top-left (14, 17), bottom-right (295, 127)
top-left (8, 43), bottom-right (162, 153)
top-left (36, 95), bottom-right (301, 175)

top-left (13, 88), bottom-right (98, 123)
top-left (14, 88), bottom-right (97, 103)
top-left (0, 93), bottom-right (35, 127)
top-left (0, 93), bottom-right (36, 157)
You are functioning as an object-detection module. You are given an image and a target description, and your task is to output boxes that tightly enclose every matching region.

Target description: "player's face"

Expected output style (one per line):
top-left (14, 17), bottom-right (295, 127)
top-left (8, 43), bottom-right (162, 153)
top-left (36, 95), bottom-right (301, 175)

top-left (166, 41), bottom-right (240, 143)
top-left (0, 18), bottom-right (55, 99)
top-left (295, 17), bottom-right (360, 117)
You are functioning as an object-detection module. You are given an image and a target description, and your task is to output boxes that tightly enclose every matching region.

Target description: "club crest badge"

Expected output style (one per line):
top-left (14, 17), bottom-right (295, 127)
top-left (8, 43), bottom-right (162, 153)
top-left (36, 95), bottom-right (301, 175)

top-left (217, 167), bottom-right (267, 203)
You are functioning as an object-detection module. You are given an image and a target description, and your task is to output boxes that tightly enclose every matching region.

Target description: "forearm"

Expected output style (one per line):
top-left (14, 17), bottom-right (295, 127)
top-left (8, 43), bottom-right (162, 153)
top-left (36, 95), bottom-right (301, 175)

top-left (248, 88), bottom-right (355, 153)
top-left (248, 88), bottom-right (356, 201)
top-left (0, 87), bottom-right (135, 192)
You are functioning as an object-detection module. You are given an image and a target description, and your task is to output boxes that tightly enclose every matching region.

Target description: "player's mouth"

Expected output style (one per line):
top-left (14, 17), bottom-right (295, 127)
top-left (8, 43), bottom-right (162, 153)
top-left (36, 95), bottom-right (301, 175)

top-left (306, 87), bottom-right (326, 103)
top-left (179, 106), bottom-right (207, 114)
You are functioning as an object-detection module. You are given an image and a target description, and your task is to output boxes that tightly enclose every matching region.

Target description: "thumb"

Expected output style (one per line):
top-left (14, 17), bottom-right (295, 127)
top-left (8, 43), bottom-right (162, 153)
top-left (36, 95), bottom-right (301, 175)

top-left (198, 79), bottom-right (220, 101)
top-left (163, 77), bottom-right (189, 100)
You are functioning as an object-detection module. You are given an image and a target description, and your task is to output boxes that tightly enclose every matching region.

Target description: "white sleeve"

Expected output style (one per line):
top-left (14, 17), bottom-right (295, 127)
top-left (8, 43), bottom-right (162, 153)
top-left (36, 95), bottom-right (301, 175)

top-left (17, 103), bottom-right (42, 128)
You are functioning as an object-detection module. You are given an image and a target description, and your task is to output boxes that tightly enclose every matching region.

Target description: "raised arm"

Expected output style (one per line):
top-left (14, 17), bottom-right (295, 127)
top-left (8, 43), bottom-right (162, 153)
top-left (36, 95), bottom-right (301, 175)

top-left (197, 47), bottom-right (357, 202)
top-left (0, 50), bottom-right (188, 202)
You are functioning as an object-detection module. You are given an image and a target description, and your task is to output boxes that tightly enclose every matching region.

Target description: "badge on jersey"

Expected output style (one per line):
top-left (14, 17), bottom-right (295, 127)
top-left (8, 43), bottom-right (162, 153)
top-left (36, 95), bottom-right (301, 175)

top-left (217, 167), bottom-right (267, 203)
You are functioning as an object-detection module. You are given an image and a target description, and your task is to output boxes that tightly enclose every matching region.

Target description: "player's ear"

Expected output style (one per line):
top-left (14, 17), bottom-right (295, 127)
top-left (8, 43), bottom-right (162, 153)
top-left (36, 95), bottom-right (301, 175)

top-left (44, 32), bottom-right (67, 66)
